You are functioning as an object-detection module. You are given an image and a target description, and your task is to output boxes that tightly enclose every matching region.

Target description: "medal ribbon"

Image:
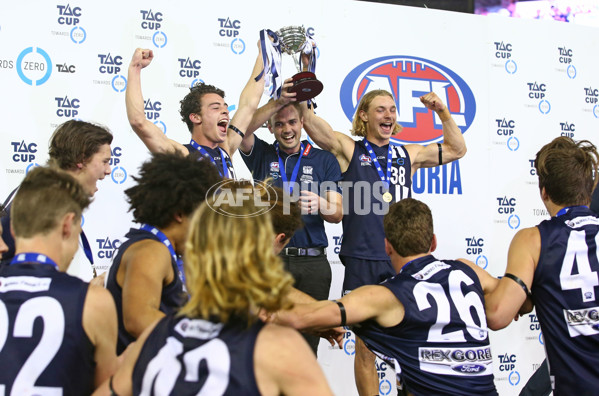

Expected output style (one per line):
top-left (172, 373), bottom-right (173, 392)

top-left (189, 139), bottom-right (229, 178)
top-left (139, 224), bottom-right (186, 286)
top-left (276, 143), bottom-right (311, 195)
top-left (362, 138), bottom-right (393, 192)
top-left (11, 252), bottom-right (59, 270)
top-left (80, 230), bottom-right (97, 278)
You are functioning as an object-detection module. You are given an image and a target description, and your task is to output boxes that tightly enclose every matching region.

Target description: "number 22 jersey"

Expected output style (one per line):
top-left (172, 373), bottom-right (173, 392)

top-left (0, 263), bottom-right (95, 395)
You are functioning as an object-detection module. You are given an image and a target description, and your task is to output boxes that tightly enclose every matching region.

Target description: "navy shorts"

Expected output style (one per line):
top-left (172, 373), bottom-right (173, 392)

top-left (340, 255), bottom-right (395, 295)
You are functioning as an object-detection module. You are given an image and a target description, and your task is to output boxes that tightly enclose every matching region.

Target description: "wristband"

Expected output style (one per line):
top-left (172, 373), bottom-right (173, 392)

top-left (335, 300), bottom-right (347, 327)
top-left (437, 143), bottom-right (442, 166)
top-left (228, 124), bottom-right (245, 138)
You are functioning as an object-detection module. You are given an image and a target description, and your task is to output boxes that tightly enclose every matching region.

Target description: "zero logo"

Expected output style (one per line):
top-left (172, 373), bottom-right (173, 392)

top-left (340, 56), bottom-right (476, 144)
top-left (16, 47), bottom-right (52, 86)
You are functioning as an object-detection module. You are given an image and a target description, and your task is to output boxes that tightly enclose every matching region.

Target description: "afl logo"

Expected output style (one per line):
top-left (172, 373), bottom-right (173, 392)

top-left (340, 56), bottom-right (476, 144)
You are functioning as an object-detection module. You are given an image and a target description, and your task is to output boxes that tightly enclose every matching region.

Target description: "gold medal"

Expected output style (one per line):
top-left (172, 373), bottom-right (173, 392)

top-left (383, 192), bottom-right (393, 203)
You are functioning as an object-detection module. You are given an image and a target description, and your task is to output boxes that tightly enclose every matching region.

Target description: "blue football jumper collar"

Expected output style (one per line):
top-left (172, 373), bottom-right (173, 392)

top-left (11, 252), bottom-right (59, 270)
top-left (556, 205), bottom-right (588, 217)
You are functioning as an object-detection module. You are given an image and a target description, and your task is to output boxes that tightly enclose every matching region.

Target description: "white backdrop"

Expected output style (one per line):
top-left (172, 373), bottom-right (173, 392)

top-left (1, 1), bottom-right (598, 394)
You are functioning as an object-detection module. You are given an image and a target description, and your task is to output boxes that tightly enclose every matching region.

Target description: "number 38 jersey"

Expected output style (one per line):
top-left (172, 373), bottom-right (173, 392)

top-left (355, 255), bottom-right (497, 396)
top-left (132, 314), bottom-right (264, 396)
top-left (534, 206), bottom-right (599, 394)
top-left (0, 263), bottom-right (95, 395)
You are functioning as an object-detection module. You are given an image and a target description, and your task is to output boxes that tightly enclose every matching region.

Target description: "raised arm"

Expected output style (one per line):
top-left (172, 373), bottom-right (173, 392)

top-left (224, 42), bottom-right (269, 155)
top-left (407, 92), bottom-right (467, 174)
top-left (126, 48), bottom-right (187, 155)
top-left (240, 79), bottom-right (297, 154)
top-left (485, 226), bottom-right (540, 330)
top-left (299, 103), bottom-right (355, 172)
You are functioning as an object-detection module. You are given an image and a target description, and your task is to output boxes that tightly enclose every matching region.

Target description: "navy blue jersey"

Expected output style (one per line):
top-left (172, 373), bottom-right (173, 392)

top-left (533, 206), bottom-right (599, 395)
top-left (0, 263), bottom-right (95, 395)
top-left (355, 255), bottom-right (497, 396)
top-left (132, 315), bottom-right (263, 396)
top-left (340, 140), bottom-right (411, 260)
top-left (184, 143), bottom-right (236, 179)
top-left (241, 137), bottom-right (342, 248)
top-left (106, 228), bottom-right (186, 354)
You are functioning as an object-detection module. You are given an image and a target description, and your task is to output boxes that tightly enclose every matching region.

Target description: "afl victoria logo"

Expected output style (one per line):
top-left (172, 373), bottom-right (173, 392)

top-left (340, 56), bottom-right (476, 144)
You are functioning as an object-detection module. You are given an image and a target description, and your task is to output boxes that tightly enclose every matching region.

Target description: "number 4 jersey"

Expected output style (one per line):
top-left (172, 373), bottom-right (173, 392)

top-left (132, 315), bottom-right (263, 395)
top-left (355, 255), bottom-right (497, 396)
top-left (534, 206), bottom-right (599, 395)
top-left (0, 263), bottom-right (95, 395)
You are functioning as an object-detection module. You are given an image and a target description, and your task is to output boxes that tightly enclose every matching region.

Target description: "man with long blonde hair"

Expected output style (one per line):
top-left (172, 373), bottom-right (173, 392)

top-left (300, 88), bottom-right (467, 394)
top-left (95, 198), bottom-right (333, 396)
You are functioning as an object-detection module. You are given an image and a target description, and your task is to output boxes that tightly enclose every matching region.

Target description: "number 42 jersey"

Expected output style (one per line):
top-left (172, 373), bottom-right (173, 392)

top-left (133, 315), bottom-right (264, 396)
top-left (356, 255), bottom-right (497, 396)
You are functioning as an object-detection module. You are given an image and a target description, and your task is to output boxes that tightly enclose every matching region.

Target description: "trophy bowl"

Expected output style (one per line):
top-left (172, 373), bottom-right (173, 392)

top-left (276, 25), bottom-right (323, 102)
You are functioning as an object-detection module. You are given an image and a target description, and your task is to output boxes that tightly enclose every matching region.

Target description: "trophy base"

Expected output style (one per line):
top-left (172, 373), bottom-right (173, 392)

top-left (289, 71), bottom-right (323, 102)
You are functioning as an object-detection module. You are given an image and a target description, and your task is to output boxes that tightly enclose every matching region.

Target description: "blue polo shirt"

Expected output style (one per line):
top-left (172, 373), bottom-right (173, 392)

top-left (241, 137), bottom-right (342, 248)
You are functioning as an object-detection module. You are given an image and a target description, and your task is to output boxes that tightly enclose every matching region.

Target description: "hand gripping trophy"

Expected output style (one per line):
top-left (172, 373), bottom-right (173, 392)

top-left (257, 26), bottom-right (323, 102)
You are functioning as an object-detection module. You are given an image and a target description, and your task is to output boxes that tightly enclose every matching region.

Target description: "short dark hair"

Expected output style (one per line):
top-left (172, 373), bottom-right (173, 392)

top-left (535, 136), bottom-right (599, 206)
top-left (125, 152), bottom-right (222, 228)
top-left (11, 167), bottom-right (91, 238)
top-left (267, 102), bottom-right (302, 127)
top-left (384, 198), bottom-right (433, 257)
top-left (179, 82), bottom-right (225, 132)
top-left (48, 120), bottom-right (113, 170)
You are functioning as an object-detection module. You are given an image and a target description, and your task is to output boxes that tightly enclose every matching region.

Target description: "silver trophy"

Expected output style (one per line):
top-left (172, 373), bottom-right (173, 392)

top-left (275, 25), bottom-right (323, 101)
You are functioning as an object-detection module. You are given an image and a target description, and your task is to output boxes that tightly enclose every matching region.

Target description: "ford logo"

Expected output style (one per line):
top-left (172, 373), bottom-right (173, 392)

top-left (451, 364), bottom-right (486, 374)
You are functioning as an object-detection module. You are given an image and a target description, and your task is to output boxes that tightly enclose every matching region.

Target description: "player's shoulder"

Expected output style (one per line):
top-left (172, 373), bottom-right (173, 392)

top-left (256, 322), bottom-right (304, 350)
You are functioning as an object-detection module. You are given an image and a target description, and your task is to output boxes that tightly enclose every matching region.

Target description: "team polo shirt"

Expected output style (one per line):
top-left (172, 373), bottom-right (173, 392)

top-left (241, 137), bottom-right (342, 248)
